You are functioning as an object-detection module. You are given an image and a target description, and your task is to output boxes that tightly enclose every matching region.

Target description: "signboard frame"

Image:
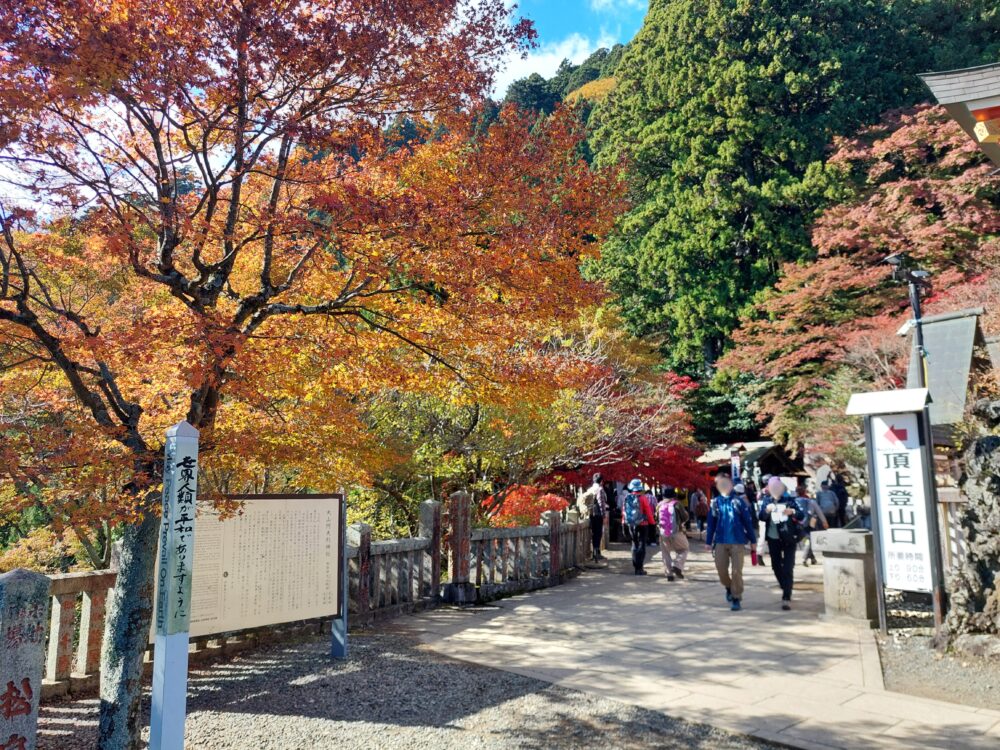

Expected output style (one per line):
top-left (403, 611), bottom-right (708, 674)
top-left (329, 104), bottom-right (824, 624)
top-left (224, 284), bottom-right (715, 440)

top-left (221, 493), bottom-right (346, 625)
top-left (848, 388), bottom-right (947, 635)
top-left (152, 492), bottom-right (347, 642)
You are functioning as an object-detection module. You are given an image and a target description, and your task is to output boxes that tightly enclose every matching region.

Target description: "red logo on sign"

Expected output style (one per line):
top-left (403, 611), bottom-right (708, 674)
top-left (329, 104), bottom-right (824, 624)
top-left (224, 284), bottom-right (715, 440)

top-left (884, 425), bottom-right (908, 446)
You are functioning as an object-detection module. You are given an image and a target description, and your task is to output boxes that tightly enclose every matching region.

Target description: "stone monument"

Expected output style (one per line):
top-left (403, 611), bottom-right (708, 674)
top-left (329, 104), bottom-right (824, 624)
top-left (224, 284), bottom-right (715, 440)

top-left (813, 529), bottom-right (878, 624)
top-left (0, 569), bottom-right (49, 750)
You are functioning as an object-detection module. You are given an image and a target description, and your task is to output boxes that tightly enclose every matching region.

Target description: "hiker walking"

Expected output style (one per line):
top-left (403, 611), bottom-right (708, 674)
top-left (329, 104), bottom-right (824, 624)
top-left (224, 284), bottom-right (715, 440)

top-left (760, 477), bottom-right (806, 610)
top-left (623, 478), bottom-right (655, 575)
top-left (705, 473), bottom-right (757, 611)
top-left (692, 489), bottom-right (709, 539)
top-left (656, 487), bottom-right (689, 581)
top-left (580, 473), bottom-right (608, 562)
top-left (815, 480), bottom-right (841, 529)
top-left (796, 485), bottom-right (829, 566)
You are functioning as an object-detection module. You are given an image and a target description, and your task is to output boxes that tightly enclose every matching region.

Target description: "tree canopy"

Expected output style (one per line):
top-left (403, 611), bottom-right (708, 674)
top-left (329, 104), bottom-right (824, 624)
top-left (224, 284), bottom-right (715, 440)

top-left (590, 0), bottom-right (999, 374)
top-left (723, 105), bottom-right (1000, 459)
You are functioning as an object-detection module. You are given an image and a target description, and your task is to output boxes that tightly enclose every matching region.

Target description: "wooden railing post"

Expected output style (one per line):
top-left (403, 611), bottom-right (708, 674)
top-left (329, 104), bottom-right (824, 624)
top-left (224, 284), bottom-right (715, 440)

top-left (348, 523), bottom-right (372, 626)
top-left (444, 491), bottom-right (475, 603)
top-left (542, 511), bottom-right (561, 585)
top-left (566, 510), bottom-right (580, 568)
top-left (419, 500), bottom-right (442, 601)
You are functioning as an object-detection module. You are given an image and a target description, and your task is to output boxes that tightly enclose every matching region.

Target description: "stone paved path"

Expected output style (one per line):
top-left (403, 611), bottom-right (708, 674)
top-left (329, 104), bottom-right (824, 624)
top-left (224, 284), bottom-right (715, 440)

top-left (398, 542), bottom-right (1000, 750)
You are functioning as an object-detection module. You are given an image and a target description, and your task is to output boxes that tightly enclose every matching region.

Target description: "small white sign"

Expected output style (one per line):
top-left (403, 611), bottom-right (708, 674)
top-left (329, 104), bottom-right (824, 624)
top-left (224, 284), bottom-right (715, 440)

top-left (870, 412), bottom-right (933, 593)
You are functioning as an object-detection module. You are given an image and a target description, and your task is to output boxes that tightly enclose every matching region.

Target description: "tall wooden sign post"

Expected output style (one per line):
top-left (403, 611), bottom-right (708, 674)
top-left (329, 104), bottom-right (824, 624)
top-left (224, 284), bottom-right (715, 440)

top-left (846, 388), bottom-right (947, 636)
top-left (150, 421), bottom-right (200, 750)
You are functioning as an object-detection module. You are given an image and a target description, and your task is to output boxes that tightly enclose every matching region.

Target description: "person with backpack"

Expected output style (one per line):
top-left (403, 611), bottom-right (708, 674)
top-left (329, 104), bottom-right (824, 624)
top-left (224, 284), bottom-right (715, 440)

top-left (760, 476), bottom-right (807, 610)
top-left (579, 473), bottom-right (608, 562)
top-left (656, 486), bottom-right (689, 581)
top-left (692, 489), bottom-right (710, 539)
top-left (622, 478), bottom-right (655, 575)
top-left (816, 480), bottom-right (841, 529)
top-left (796, 484), bottom-right (829, 566)
top-left (705, 473), bottom-right (757, 611)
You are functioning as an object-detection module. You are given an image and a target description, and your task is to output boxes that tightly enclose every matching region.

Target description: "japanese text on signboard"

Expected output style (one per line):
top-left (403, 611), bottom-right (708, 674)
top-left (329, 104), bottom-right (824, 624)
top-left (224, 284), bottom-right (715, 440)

top-left (871, 412), bottom-right (933, 592)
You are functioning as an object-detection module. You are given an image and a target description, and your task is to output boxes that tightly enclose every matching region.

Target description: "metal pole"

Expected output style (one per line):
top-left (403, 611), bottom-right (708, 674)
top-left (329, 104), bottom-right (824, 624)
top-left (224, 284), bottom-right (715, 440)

top-left (331, 495), bottom-right (348, 660)
top-left (910, 279), bottom-right (927, 389)
top-left (909, 277), bottom-right (947, 636)
top-left (863, 416), bottom-right (889, 636)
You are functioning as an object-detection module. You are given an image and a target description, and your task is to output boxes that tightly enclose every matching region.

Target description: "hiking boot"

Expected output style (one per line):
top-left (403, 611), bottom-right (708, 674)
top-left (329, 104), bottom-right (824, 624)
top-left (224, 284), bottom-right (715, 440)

top-left (725, 588), bottom-right (733, 603)
top-left (667, 574), bottom-right (676, 581)
top-left (638, 569), bottom-right (648, 575)
top-left (672, 567), bottom-right (684, 579)
top-left (731, 598), bottom-right (742, 611)
top-left (782, 601), bottom-right (792, 611)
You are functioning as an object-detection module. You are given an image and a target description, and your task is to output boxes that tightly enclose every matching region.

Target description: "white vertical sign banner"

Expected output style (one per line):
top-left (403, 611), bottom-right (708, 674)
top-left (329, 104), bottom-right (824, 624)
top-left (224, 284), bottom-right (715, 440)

top-left (870, 412), bottom-right (933, 593)
top-left (151, 420), bottom-right (199, 750)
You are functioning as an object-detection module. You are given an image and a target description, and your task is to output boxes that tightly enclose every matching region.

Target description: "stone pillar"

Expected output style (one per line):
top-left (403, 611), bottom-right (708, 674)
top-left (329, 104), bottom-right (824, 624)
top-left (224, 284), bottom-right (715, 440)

top-left (814, 529), bottom-right (878, 624)
top-left (44, 591), bottom-right (76, 697)
top-left (0, 569), bottom-right (50, 750)
top-left (73, 586), bottom-right (108, 690)
top-left (443, 491), bottom-right (476, 604)
top-left (419, 500), bottom-right (442, 601)
top-left (542, 511), bottom-right (561, 585)
top-left (348, 523), bottom-right (372, 625)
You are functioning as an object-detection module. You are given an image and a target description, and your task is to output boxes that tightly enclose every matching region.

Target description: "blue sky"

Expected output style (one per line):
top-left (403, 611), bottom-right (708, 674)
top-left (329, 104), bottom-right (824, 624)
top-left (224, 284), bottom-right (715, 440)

top-left (493, 0), bottom-right (648, 96)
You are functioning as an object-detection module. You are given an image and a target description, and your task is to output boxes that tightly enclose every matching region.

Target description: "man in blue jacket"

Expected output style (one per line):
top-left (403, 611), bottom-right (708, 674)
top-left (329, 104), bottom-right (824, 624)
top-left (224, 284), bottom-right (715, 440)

top-left (705, 473), bottom-right (757, 611)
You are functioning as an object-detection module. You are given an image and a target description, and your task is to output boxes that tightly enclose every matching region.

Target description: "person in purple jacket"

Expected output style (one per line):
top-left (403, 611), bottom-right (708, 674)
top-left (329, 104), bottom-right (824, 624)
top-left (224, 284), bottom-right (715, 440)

top-left (705, 473), bottom-right (757, 611)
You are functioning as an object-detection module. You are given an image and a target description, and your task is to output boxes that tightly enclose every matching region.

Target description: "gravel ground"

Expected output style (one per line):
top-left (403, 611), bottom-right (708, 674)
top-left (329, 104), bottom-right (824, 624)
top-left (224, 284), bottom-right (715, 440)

top-left (878, 632), bottom-right (1000, 711)
top-left (877, 591), bottom-right (1000, 711)
top-left (39, 631), bottom-right (779, 750)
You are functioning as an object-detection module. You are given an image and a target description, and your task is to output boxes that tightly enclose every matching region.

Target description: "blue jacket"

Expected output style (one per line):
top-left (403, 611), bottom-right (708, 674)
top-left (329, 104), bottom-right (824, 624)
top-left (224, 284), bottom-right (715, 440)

top-left (706, 495), bottom-right (757, 546)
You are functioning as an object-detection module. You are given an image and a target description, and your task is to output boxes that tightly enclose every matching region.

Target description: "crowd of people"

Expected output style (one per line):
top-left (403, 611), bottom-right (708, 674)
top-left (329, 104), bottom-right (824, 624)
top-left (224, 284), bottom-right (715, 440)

top-left (577, 469), bottom-right (858, 613)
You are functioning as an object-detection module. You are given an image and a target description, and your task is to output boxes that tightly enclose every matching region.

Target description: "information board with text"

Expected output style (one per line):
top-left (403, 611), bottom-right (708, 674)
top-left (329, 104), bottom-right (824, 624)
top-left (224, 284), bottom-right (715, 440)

top-left (154, 494), bottom-right (343, 639)
top-left (870, 413), bottom-right (933, 593)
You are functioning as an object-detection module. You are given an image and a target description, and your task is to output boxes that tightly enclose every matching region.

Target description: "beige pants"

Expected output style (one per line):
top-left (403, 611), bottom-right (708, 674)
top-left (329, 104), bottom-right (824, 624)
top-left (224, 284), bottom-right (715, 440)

top-left (661, 532), bottom-right (689, 574)
top-left (714, 544), bottom-right (745, 599)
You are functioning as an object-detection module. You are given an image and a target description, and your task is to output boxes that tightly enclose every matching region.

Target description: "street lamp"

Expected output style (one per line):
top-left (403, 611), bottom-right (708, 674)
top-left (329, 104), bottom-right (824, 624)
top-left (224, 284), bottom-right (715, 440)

top-left (883, 252), bottom-right (947, 632)
top-left (884, 253), bottom-right (932, 388)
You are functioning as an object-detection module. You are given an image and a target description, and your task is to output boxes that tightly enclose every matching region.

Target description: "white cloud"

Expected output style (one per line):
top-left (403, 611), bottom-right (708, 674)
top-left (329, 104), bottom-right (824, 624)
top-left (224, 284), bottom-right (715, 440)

top-left (493, 31), bottom-right (617, 98)
top-left (590, 0), bottom-right (646, 12)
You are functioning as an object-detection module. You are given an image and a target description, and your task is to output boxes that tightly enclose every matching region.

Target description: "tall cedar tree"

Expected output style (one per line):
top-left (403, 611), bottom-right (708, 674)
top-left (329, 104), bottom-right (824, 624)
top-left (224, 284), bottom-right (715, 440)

top-left (591, 0), bottom-right (998, 373)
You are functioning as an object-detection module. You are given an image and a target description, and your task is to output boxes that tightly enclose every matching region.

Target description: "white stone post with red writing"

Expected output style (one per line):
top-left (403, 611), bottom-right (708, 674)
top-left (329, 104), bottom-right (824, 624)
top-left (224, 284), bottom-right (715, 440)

top-left (0, 569), bottom-right (49, 750)
top-left (150, 421), bottom-right (199, 750)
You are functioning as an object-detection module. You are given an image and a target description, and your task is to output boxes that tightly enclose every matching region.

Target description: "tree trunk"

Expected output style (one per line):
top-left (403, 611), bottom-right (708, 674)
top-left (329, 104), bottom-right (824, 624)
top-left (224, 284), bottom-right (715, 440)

top-left (98, 509), bottom-right (160, 750)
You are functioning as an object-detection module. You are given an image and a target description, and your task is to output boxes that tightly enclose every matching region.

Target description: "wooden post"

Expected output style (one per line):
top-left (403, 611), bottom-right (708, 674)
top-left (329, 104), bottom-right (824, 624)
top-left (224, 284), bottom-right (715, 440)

top-left (542, 511), bottom-right (561, 585)
top-left (444, 491), bottom-right (475, 603)
top-left (348, 523), bottom-right (372, 625)
top-left (150, 420), bottom-right (200, 750)
top-left (419, 500), bottom-right (441, 601)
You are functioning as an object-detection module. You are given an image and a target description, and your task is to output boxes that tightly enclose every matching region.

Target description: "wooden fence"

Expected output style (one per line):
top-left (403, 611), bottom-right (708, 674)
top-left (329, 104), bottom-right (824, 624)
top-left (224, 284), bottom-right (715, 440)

top-left (38, 491), bottom-right (590, 700)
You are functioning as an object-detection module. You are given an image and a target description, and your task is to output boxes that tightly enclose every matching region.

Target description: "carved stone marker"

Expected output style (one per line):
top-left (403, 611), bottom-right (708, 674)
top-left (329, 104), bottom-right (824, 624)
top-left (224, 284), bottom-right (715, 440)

top-left (0, 569), bottom-right (50, 750)
top-left (813, 529), bottom-right (878, 624)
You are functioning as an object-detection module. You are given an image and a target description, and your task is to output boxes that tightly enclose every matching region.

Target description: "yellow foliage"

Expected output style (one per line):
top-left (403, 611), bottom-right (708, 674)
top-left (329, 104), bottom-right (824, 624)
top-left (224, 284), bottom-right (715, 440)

top-left (566, 77), bottom-right (618, 104)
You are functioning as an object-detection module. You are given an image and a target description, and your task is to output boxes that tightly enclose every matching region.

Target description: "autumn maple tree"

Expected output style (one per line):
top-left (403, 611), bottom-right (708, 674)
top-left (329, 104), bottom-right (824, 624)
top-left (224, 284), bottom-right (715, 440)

top-left (723, 105), bottom-right (1000, 459)
top-left (0, 2), bottom-right (626, 747)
